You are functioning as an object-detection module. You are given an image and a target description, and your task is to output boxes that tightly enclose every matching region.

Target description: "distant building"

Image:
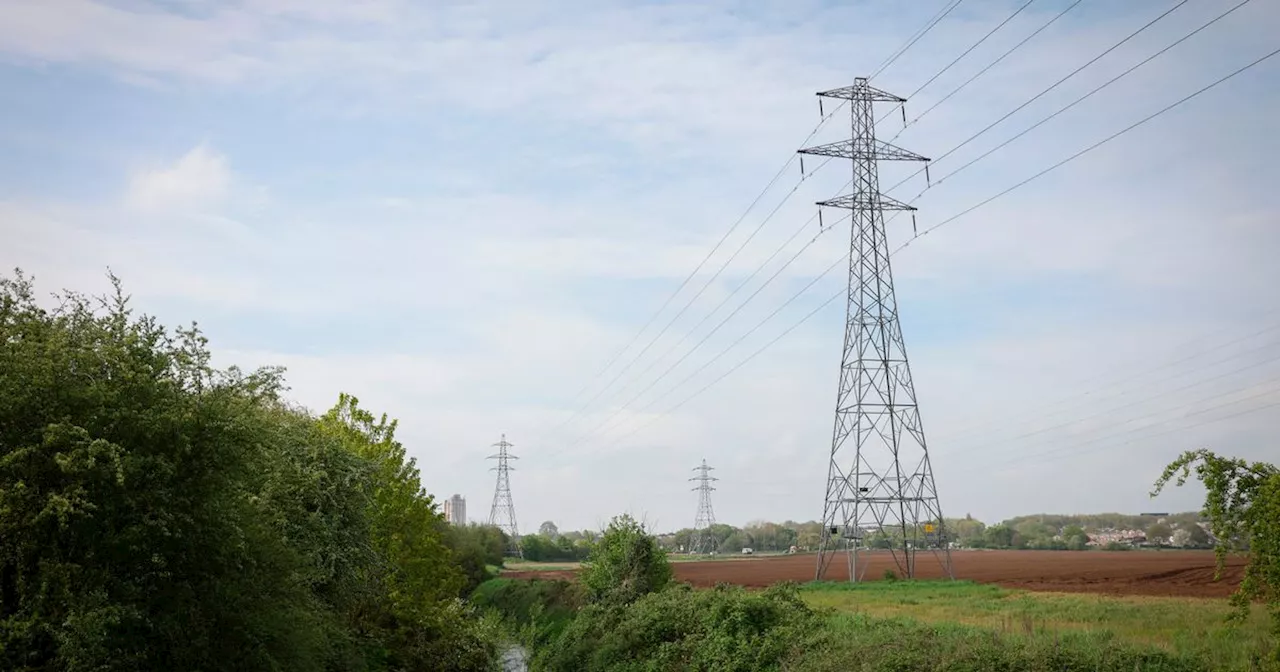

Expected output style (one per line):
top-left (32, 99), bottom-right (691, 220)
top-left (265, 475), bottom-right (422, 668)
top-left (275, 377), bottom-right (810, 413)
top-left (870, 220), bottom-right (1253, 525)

top-left (443, 494), bottom-right (466, 526)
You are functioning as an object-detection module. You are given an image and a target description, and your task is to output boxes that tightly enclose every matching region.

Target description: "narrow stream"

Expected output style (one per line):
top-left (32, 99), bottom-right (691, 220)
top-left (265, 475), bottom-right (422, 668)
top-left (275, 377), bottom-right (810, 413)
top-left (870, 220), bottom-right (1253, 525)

top-left (500, 644), bottom-right (528, 672)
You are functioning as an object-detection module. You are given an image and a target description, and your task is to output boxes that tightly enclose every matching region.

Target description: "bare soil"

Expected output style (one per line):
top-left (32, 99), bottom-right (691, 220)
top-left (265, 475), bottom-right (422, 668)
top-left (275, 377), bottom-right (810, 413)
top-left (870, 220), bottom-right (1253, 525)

top-left (503, 549), bottom-right (1246, 598)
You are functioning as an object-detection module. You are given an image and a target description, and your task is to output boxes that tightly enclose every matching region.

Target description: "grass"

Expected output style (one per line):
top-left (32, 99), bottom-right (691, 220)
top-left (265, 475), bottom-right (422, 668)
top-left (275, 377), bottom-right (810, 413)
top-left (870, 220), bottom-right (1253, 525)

top-left (799, 580), bottom-right (1274, 670)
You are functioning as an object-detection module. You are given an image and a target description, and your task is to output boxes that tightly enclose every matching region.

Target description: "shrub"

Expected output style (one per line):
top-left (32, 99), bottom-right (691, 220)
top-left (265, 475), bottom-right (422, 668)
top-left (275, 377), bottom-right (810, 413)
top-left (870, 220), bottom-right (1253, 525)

top-left (534, 583), bottom-right (814, 671)
top-left (579, 514), bottom-right (672, 606)
top-left (471, 578), bottom-right (584, 651)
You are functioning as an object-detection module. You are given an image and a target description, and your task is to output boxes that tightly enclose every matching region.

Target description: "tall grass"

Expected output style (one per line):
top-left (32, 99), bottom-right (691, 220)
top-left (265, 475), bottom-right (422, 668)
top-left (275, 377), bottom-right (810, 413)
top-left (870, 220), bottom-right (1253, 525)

top-left (800, 580), bottom-right (1274, 670)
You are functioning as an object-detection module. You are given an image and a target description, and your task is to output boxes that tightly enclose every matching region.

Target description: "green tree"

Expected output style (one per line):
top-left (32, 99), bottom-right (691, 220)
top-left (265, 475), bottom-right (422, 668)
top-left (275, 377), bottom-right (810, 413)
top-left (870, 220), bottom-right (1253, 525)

top-left (985, 524), bottom-right (1016, 549)
top-left (317, 395), bottom-right (496, 670)
top-left (949, 514), bottom-right (987, 547)
top-left (1152, 449), bottom-right (1280, 664)
top-left (580, 514), bottom-right (672, 606)
top-left (318, 394), bottom-right (463, 610)
top-left (539, 520), bottom-right (560, 539)
top-left (444, 524), bottom-right (508, 594)
top-left (0, 271), bottom-right (498, 671)
top-left (1062, 525), bottom-right (1089, 551)
top-left (0, 273), bottom-right (350, 670)
top-left (1185, 523), bottom-right (1211, 547)
top-left (1147, 521), bottom-right (1173, 546)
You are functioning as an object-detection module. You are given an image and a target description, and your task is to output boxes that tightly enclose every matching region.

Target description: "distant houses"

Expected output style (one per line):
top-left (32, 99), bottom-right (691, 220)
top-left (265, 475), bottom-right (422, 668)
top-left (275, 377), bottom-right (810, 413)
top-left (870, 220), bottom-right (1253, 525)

top-left (1085, 528), bottom-right (1146, 547)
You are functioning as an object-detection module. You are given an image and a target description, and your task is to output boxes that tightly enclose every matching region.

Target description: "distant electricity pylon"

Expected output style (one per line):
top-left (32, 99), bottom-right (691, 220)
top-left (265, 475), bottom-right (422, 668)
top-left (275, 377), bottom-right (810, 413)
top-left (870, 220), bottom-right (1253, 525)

top-left (486, 434), bottom-right (522, 558)
top-left (801, 78), bottom-right (953, 583)
top-left (689, 459), bottom-right (718, 554)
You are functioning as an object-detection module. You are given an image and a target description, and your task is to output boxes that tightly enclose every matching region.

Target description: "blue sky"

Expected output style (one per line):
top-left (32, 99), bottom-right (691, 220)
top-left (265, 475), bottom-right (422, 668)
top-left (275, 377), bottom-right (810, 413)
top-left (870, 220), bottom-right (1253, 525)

top-left (2, 0), bottom-right (1278, 532)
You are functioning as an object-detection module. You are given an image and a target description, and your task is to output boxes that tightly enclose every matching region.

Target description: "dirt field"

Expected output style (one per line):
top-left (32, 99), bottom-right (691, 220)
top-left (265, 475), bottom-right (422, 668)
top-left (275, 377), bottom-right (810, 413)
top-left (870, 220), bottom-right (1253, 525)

top-left (504, 549), bottom-right (1247, 598)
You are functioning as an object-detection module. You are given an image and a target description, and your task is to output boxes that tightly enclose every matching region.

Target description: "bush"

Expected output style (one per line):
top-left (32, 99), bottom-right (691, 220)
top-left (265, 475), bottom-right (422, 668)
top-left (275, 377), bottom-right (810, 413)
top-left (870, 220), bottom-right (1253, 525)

top-left (579, 514), bottom-right (672, 606)
top-left (470, 578), bottom-right (584, 651)
top-left (0, 271), bottom-right (498, 671)
top-left (447, 524), bottom-right (509, 595)
top-left (534, 583), bottom-right (814, 671)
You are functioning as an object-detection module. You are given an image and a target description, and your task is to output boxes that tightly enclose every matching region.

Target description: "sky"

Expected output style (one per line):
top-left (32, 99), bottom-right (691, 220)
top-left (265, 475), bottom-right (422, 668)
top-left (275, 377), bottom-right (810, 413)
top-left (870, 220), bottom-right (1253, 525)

top-left (2, 0), bottom-right (1278, 533)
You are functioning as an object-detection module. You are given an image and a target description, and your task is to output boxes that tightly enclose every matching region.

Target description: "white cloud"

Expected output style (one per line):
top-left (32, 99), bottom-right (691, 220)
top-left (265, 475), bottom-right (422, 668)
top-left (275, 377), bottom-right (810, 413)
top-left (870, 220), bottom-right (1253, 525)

top-left (126, 144), bottom-right (232, 212)
top-left (3, 0), bottom-right (1280, 532)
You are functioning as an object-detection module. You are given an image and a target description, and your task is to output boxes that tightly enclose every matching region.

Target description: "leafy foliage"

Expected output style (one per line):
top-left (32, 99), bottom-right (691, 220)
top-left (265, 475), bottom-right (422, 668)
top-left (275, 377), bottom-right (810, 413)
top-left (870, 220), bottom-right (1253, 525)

top-left (1153, 448), bottom-right (1280, 665)
top-left (0, 271), bottom-right (496, 671)
top-left (519, 532), bottom-right (591, 563)
top-left (534, 583), bottom-right (814, 671)
top-left (446, 524), bottom-right (509, 594)
top-left (470, 578), bottom-right (584, 652)
top-left (579, 514), bottom-right (672, 606)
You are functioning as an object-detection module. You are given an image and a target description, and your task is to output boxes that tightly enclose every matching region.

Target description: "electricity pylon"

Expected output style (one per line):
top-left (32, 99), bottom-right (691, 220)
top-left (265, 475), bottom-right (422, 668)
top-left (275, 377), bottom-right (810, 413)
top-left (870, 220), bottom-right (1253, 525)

top-left (689, 459), bottom-right (718, 554)
top-left (486, 434), bottom-right (522, 558)
top-left (801, 78), bottom-right (953, 583)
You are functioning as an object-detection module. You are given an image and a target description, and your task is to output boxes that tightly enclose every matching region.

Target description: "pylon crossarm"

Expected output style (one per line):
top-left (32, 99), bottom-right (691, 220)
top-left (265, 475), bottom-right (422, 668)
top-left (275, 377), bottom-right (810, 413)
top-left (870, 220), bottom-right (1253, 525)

top-left (798, 138), bottom-right (928, 162)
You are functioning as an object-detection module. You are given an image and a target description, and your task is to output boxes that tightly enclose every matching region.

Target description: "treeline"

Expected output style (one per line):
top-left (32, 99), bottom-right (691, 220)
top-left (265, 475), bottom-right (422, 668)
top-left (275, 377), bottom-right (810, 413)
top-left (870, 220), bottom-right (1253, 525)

top-left (658, 520), bottom-right (820, 554)
top-left (656, 511), bottom-right (1211, 554)
top-left (517, 522), bottom-right (596, 562)
top-left (0, 272), bottom-right (506, 671)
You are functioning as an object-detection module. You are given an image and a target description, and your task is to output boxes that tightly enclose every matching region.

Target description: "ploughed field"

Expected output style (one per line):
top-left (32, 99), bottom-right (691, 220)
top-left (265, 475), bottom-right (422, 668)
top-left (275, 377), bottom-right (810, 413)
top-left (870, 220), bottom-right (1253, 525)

top-left (505, 549), bottom-right (1246, 598)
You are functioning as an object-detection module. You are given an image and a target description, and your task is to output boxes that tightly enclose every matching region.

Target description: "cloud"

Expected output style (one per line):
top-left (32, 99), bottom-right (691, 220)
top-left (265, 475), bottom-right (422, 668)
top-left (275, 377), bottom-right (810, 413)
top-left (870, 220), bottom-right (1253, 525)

top-left (3, 0), bottom-right (1279, 532)
top-left (126, 144), bottom-right (231, 212)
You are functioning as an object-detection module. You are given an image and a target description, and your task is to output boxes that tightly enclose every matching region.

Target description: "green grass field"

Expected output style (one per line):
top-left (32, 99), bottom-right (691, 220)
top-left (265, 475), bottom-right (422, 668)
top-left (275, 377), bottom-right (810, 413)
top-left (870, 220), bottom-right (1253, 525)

top-left (799, 580), bottom-right (1273, 670)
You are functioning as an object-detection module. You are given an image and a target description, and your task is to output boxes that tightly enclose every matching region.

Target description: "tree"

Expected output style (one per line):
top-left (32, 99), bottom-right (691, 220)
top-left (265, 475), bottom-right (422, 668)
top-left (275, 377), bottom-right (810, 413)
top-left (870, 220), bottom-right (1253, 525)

top-left (539, 520), bottom-right (560, 539)
top-left (1147, 521), bottom-right (1173, 546)
top-left (580, 514), bottom-right (672, 606)
top-left (318, 394), bottom-right (464, 614)
top-left (446, 524), bottom-right (507, 593)
top-left (520, 534), bottom-right (555, 562)
top-left (1184, 523), bottom-right (1211, 548)
top-left (0, 273), bottom-right (358, 669)
top-left (949, 515), bottom-right (987, 547)
top-left (985, 525), bottom-right (1016, 549)
top-left (1171, 528), bottom-right (1193, 548)
top-left (0, 272), bottom-right (499, 671)
top-left (1152, 449), bottom-right (1279, 664)
top-left (1062, 525), bottom-right (1089, 551)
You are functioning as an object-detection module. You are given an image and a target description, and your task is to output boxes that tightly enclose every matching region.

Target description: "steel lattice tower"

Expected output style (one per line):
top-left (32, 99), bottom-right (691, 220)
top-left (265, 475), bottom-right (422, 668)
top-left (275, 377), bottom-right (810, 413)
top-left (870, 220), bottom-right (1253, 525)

top-left (801, 78), bottom-right (953, 583)
top-left (486, 434), bottom-right (522, 558)
top-left (688, 459), bottom-right (718, 554)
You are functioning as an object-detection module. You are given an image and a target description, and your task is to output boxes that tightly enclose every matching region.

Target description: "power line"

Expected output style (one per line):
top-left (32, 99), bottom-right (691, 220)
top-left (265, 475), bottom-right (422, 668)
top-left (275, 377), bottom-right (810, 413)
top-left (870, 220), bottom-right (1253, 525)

top-left (885, 0), bottom-right (1191, 196)
top-left (601, 284), bottom-right (846, 453)
top-left (933, 0), bottom-right (1257, 190)
top-left (892, 0), bottom-right (1086, 140)
top-left (531, 0), bottom-right (1037, 447)
top-left (581, 46), bottom-right (1279, 455)
top-left (901, 0), bottom-right (1039, 113)
top-left (896, 43), bottom-right (1280, 254)
top-left (872, 0), bottom-right (968, 80)
top-left (986, 381), bottom-right (1280, 471)
top-left (599, 210), bottom-right (822, 410)
top-left (562, 218), bottom-right (843, 450)
top-left (554, 157), bottom-right (837, 436)
top-left (934, 317), bottom-right (1280, 444)
top-left (535, 100), bottom-right (850, 442)
top-left (572, 1), bottom-right (1088, 441)
top-left (875, 0), bottom-right (1053, 133)
top-left (942, 339), bottom-right (1280, 459)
